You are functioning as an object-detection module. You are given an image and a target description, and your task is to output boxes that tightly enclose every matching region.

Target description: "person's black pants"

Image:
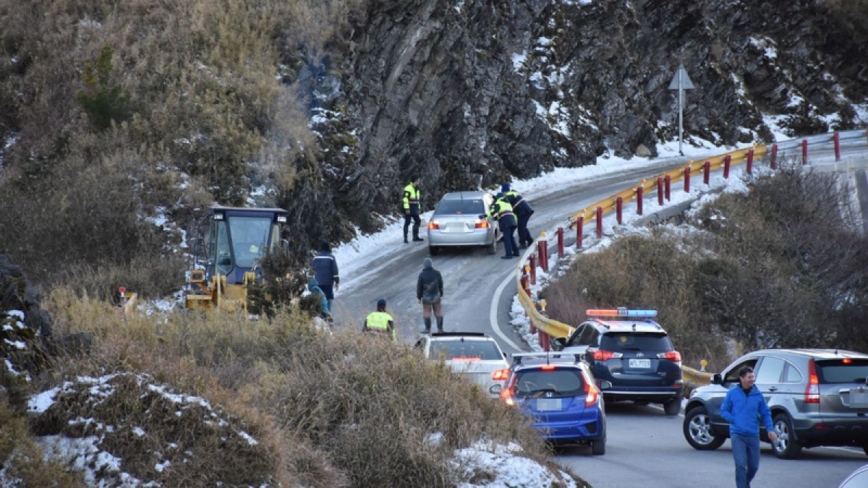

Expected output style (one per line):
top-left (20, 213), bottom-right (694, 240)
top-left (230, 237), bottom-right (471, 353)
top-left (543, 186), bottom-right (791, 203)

top-left (404, 209), bottom-right (421, 240)
top-left (517, 213), bottom-right (532, 246)
top-left (503, 225), bottom-right (518, 257)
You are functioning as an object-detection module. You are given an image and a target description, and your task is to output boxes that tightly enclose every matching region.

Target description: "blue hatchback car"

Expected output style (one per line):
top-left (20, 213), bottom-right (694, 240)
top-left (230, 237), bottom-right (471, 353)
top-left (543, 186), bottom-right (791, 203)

top-left (490, 352), bottom-right (608, 454)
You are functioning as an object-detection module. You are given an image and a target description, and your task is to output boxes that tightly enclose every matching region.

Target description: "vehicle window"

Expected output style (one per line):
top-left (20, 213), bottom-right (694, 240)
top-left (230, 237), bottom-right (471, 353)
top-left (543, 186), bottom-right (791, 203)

top-left (600, 332), bottom-right (672, 352)
top-left (585, 328), bottom-right (601, 347)
top-left (435, 199), bottom-right (485, 215)
top-left (514, 369), bottom-right (584, 397)
top-left (723, 359), bottom-right (758, 383)
top-left (567, 325), bottom-right (590, 347)
top-left (755, 357), bottom-right (785, 384)
top-left (227, 216), bottom-right (272, 268)
top-left (430, 340), bottom-right (502, 360)
top-left (783, 361), bottom-right (803, 383)
top-left (816, 359), bottom-right (868, 384)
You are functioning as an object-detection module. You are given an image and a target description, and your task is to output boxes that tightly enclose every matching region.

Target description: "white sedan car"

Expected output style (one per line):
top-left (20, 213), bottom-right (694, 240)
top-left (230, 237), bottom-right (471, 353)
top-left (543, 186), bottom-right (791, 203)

top-left (414, 332), bottom-right (509, 396)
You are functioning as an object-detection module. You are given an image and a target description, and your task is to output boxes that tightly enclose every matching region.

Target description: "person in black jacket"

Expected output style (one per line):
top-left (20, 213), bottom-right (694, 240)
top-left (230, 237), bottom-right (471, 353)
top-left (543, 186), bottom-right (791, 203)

top-left (311, 242), bottom-right (339, 313)
top-left (416, 257), bottom-right (444, 334)
top-left (502, 183), bottom-right (535, 248)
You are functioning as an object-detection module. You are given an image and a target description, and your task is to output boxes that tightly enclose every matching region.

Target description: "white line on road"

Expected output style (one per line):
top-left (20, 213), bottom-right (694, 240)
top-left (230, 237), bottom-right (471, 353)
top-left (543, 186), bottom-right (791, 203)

top-left (489, 270), bottom-right (523, 352)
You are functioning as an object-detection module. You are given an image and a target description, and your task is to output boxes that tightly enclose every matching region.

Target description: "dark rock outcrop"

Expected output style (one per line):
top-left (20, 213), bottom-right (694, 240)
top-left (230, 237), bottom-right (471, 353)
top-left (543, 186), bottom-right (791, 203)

top-left (279, 0), bottom-right (867, 247)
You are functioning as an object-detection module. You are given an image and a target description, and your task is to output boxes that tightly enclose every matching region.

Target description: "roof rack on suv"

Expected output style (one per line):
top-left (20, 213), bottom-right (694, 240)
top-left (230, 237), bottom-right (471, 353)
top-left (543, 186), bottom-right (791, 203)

top-left (512, 352), bottom-right (583, 365)
top-left (430, 332), bottom-right (486, 337)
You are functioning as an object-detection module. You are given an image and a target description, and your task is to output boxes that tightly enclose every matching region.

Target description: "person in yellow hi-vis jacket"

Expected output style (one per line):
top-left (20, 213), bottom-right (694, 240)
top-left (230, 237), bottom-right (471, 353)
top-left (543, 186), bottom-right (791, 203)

top-left (486, 193), bottom-right (519, 259)
top-left (402, 175), bottom-right (423, 243)
top-left (363, 298), bottom-right (396, 342)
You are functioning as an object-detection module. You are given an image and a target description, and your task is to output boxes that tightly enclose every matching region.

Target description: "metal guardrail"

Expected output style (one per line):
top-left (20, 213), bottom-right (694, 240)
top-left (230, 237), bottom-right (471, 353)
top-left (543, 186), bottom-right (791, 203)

top-left (514, 130), bottom-right (868, 387)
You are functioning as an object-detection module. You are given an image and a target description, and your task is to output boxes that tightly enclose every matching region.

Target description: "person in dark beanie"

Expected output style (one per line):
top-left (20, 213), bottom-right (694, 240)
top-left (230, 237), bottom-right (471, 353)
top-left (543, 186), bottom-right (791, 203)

top-left (364, 298), bottom-right (395, 342)
top-left (402, 175), bottom-right (423, 243)
top-left (502, 183), bottom-right (535, 249)
top-left (416, 257), bottom-right (444, 334)
top-left (311, 241), bottom-right (339, 313)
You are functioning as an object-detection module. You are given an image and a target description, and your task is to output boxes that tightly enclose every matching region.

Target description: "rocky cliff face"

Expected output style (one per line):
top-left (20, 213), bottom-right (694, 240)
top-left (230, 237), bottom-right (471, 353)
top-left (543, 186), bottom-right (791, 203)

top-left (281, 0), bottom-right (867, 246)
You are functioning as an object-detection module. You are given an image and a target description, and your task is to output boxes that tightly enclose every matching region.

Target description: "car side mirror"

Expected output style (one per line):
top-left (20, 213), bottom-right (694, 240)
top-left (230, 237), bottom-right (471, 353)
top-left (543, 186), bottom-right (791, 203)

top-left (598, 380), bottom-right (613, 390)
top-left (489, 384), bottom-right (503, 395)
top-left (551, 338), bottom-right (566, 351)
top-left (711, 373), bottom-right (722, 385)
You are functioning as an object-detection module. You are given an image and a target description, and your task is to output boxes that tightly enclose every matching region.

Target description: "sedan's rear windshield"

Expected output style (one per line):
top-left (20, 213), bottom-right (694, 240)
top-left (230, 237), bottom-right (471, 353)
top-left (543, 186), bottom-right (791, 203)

top-left (513, 369), bottom-right (584, 397)
top-left (816, 359), bottom-right (868, 384)
top-left (430, 340), bottom-right (502, 360)
top-left (600, 332), bottom-right (673, 352)
top-left (435, 199), bottom-right (485, 215)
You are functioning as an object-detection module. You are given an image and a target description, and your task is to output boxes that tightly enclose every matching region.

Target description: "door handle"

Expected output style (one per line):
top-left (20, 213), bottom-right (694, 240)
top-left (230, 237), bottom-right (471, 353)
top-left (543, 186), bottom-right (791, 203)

top-left (768, 386), bottom-right (778, 392)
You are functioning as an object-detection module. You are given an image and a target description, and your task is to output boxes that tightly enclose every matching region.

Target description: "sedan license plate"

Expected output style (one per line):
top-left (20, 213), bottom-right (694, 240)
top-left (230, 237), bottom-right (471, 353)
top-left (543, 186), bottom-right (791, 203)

top-left (629, 358), bottom-right (651, 369)
top-left (851, 388), bottom-right (868, 408)
top-left (536, 398), bottom-right (561, 411)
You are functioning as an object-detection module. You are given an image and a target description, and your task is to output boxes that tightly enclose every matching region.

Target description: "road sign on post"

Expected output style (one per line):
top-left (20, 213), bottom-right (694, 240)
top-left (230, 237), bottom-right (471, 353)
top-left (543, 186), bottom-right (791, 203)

top-left (669, 64), bottom-right (694, 156)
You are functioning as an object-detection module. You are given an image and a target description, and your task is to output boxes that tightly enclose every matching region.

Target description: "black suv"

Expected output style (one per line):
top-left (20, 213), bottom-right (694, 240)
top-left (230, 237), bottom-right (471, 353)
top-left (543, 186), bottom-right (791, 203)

top-left (684, 348), bottom-right (868, 458)
top-left (552, 308), bottom-right (683, 415)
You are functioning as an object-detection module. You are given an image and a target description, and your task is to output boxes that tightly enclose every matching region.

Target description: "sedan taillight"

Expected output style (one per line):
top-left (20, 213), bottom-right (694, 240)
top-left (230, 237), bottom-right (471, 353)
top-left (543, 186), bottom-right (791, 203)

top-left (475, 220), bottom-right (489, 229)
top-left (428, 221), bottom-right (440, 230)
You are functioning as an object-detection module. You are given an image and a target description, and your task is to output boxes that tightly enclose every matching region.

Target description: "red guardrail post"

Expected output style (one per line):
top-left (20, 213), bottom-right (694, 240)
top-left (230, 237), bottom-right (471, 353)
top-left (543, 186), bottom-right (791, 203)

top-left (529, 254), bottom-right (536, 285)
top-left (616, 197), bottom-right (623, 225)
top-left (684, 167), bottom-right (691, 193)
top-left (576, 216), bottom-right (584, 249)
top-left (539, 330), bottom-right (550, 351)
top-left (724, 154), bottom-right (731, 178)
top-left (595, 206), bottom-right (603, 237)
top-left (833, 132), bottom-right (841, 161)
top-left (664, 175), bottom-right (671, 201)
top-left (538, 235), bottom-right (548, 273)
top-left (636, 186), bottom-right (643, 216)
top-left (770, 144), bottom-right (778, 170)
top-left (657, 177), bottom-right (664, 205)
top-left (557, 227), bottom-right (564, 258)
top-left (802, 139), bottom-right (808, 165)
top-left (703, 161), bottom-right (710, 185)
top-left (746, 149), bottom-right (754, 175)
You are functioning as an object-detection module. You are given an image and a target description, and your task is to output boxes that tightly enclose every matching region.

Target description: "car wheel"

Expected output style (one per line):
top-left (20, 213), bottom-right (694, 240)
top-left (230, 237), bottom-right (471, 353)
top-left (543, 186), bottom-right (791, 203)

top-left (429, 245), bottom-right (439, 256)
top-left (487, 233), bottom-right (497, 255)
top-left (592, 429), bottom-right (606, 455)
top-left (663, 399), bottom-right (681, 416)
top-left (772, 413), bottom-right (802, 459)
top-left (683, 406), bottom-right (726, 450)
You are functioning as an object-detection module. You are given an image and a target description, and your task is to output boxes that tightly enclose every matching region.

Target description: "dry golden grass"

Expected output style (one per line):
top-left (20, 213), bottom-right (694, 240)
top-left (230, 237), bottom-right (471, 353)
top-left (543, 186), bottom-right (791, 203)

top-left (24, 286), bottom-right (556, 487)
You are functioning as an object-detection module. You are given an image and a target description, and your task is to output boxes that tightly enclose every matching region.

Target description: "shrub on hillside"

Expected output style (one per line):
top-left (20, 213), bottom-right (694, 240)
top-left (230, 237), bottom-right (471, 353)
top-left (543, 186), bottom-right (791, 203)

top-left (545, 165), bottom-right (868, 370)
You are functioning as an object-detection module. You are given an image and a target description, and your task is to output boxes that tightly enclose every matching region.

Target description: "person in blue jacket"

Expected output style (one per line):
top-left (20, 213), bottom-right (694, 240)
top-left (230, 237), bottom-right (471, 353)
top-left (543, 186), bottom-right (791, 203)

top-left (307, 277), bottom-right (331, 320)
top-left (720, 366), bottom-right (778, 488)
top-left (311, 242), bottom-right (339, 313)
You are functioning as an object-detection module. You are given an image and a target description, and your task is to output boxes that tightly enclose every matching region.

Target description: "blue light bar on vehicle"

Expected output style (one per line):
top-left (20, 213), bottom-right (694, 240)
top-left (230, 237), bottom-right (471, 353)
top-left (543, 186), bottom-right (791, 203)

top-left (586, 308), bottom-right (658, 318)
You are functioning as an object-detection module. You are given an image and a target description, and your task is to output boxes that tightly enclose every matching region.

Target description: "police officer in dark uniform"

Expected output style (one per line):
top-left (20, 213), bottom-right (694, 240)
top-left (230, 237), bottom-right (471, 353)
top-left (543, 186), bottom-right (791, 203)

top-left (402, 175), bottom-right (423, 243)
top-left (502, 183), bottom-right (535, 248)
top-left (486, 193), bottom-right (519, 259)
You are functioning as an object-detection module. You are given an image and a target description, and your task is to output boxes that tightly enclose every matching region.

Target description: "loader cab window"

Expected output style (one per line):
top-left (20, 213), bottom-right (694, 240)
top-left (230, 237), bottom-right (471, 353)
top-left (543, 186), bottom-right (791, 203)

top-left (227, 216), bottom-right (273, 269)
top-left (210, 220), bottom-right (232, 276)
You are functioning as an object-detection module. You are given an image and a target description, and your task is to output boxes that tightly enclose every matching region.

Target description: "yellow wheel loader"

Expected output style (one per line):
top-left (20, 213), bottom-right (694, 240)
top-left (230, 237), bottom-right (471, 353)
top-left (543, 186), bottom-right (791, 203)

top-left (185, 205), bottom-right (288, 312)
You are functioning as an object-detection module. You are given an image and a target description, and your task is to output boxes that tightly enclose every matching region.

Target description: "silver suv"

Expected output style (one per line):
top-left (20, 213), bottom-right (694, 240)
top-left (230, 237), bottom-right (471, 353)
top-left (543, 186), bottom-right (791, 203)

top-left (683, 348), bottom-right (868, 459)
